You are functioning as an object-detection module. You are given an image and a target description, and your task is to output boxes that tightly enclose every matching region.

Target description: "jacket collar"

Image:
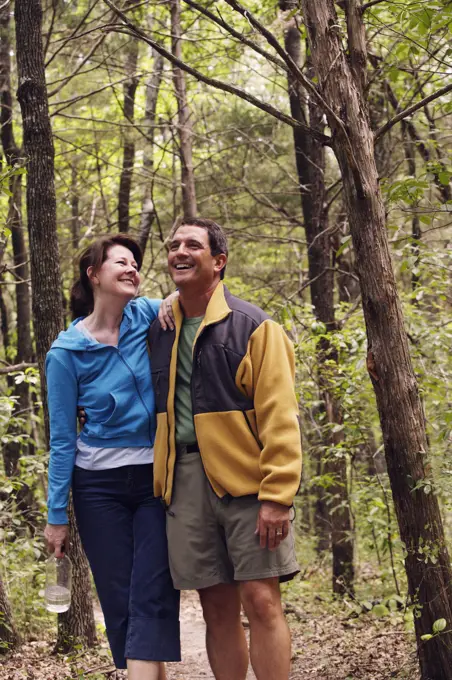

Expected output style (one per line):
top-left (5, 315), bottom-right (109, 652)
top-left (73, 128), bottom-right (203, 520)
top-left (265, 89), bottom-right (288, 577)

top-left (174, 281), bottom-right (231, 328)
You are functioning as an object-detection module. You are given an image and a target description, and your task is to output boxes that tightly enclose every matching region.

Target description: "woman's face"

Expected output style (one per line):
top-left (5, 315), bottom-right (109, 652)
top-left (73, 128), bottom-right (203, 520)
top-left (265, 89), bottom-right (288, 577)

top-left (88, 244), bottom-right (140, 303)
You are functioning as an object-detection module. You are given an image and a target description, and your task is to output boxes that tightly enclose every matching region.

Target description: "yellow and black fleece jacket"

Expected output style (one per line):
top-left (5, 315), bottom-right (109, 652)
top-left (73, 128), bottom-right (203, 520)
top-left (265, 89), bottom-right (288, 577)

top-left (148, 282), bottom-right (302, 507)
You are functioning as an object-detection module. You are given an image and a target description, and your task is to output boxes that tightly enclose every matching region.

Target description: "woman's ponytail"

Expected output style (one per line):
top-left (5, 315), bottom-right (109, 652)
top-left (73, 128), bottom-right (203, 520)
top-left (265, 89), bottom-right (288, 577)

top-left (70, 277), bottom-right (93, 319)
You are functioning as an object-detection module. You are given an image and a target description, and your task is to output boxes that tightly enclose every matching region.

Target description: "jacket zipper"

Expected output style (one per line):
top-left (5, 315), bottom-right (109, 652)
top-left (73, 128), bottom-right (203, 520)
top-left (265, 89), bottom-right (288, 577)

top-left (116, 348), bottom-right (153, 444)
top-left (163, 330), bottom-right (178, 503)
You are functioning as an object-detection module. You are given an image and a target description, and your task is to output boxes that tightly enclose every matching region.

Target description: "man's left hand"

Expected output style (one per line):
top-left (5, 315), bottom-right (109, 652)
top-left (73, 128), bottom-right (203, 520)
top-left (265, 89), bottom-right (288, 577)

top-left (255, 501), bottom-right (290, 551)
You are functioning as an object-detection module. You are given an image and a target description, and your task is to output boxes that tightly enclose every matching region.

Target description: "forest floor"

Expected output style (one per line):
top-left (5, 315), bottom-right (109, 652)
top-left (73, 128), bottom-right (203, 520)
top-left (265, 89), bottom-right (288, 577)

top-left (0, 574), bottom-right (420, 680)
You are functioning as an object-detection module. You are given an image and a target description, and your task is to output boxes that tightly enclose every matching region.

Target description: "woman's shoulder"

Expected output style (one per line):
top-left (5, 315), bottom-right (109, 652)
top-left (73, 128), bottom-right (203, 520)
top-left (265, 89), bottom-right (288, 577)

top-left (128, 296), bottom-right (162, 323)
top-left (48, 321), bottom-right (92, 354)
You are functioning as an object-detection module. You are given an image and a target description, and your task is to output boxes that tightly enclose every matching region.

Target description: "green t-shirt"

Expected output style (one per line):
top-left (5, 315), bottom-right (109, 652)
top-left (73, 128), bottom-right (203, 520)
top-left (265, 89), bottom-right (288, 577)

top-left (175, 315), bottom-right (203, 444)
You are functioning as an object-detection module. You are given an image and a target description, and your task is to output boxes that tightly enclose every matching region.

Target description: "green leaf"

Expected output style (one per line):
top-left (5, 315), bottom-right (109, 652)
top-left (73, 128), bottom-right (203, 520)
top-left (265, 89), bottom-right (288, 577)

top-left (433, 618), bottom-right (447, 633)
top-left (438, 172), bottom-right (451, 186)
top-left (372, 604), bottom-right (390, 617)
top-left (421, 634), bottom-right (433, 641)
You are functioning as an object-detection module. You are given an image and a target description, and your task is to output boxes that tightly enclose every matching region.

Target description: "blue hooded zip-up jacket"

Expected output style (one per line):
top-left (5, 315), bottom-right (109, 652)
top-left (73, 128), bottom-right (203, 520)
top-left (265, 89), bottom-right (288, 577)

top-left (45, 296), bottom-right (161, 524)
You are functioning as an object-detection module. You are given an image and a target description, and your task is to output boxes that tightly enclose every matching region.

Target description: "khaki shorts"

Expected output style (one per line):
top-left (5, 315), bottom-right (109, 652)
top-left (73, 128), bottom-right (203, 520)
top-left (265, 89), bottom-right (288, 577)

top-left (166, 451), bottom-right (300, 590)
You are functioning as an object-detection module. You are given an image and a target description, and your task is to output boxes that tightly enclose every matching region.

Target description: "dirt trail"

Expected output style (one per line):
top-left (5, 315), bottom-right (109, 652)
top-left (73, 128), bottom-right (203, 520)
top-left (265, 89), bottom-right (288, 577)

top-left (166, 591), bottom-right (256, 679)
top-left (1, 588), bottom-right (417, 679)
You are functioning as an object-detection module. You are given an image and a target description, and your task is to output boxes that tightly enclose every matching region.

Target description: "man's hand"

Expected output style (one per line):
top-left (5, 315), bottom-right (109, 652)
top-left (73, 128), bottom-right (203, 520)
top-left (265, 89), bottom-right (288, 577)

top-left (255, 501), bottom-right (290, 551)
top-left (158, 291), bottom-right (179, 331)
top-left (44, 523), bottom-right (69, 558)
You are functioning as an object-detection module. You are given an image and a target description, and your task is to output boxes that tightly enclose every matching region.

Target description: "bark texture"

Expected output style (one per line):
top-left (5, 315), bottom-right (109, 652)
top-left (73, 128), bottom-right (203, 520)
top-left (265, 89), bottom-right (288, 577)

top-left (15, 0), bottom-right (62, 405)
top-left (301, 0), bottom-right (452, 675)
top-left (71, 165), bottom-right (80, 280)
top-left (280, 0), bottom-right (354, 592)
top-left (15, 0), bottom-right (96, 653)
top-left (170, 0), bottom-right (197, 218)
top-left (55, 503), bottom-right (97, 652)
top-left (0, 2), bottom-right (35, 527)
top-left (118, 34), bottom-right (139, 233)
top-left (139, 45), bottom-right (164, 252)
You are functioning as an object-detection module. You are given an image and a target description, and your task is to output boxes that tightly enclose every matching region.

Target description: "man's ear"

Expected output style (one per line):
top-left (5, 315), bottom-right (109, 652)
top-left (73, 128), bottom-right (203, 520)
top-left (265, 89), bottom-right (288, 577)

top-left (214, 254), bottom-right (227, 276)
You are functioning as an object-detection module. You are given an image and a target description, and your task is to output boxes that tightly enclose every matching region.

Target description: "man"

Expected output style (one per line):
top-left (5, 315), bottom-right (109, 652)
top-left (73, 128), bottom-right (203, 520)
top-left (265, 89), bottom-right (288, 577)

top-left (149, 217), bottom-right (302, 680)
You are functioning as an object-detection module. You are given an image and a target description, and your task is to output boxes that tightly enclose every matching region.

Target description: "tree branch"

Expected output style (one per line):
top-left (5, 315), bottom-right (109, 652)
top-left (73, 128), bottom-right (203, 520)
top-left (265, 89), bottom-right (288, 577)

top-left (182, 0), bottom-right (287, 71)
top-left (223, 0), bottom-right (344, 133)
top-left (361, 0), bottom-right (388, 11)
top-left (0, 362), bottom-right (37, 375)
top-left (375, 82), bottom-right (452, 140)
top-left (101, 0), bottom-right (330, 143)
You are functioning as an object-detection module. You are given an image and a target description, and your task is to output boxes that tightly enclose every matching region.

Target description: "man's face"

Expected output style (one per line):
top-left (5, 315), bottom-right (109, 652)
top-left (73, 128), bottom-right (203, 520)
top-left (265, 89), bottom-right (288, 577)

top-left (168, 225), bottom-right (226, 290)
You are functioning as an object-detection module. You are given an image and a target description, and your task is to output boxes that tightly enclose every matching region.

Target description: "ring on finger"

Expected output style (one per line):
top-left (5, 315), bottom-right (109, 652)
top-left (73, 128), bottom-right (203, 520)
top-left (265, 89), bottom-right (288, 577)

top-left (275, 528), bottom-right (283, 536)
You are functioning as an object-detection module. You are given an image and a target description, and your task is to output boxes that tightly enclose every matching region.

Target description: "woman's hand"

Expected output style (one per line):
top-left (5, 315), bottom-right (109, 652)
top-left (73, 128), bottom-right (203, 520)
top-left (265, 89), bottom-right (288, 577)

top-left (158, 291), bottom-right (179, 331)
top-left (44, 523), bottom-right (69, 558)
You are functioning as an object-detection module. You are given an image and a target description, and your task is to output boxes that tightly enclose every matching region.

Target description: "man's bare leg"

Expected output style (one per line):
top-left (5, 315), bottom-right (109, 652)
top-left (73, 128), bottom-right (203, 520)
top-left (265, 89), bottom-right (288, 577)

top-left (127, 659), bottom-right (160, 680)
top-left (158, 663), bottom-right (166, 680)
top-left (240, 578), bottom-right (291, 680)
top-left (198, 583), bottom-right (249, 680)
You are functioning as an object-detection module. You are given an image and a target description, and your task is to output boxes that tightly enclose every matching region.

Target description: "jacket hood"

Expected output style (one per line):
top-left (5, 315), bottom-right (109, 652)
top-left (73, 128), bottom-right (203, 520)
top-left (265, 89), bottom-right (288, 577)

top-left (50, 305), bottom-right (133, 352)
top-left (50, 320), bottom-right (100, 351)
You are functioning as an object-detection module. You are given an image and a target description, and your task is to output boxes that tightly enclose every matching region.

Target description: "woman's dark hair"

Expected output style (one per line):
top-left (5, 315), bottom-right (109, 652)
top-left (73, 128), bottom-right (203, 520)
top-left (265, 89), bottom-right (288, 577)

top-left (70, 234), bottom-right (143, 319)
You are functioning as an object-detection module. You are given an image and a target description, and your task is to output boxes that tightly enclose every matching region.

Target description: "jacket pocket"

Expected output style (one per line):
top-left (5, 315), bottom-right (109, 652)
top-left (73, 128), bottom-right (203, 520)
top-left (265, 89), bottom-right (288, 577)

top-left (243, 409), bottom-right (262, 448)
top-left (84, 392), bottom-right (119, 427)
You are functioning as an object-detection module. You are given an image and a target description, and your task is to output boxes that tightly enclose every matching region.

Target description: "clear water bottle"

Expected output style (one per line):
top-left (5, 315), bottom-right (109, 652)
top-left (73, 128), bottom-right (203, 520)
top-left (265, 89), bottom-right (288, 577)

top-left (44, 554), bottom-right (72, 613)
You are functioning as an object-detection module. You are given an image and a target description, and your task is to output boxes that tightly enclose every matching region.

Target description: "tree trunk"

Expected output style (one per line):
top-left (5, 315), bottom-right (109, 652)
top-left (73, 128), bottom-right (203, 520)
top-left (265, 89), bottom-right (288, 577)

top-left (71, 165), bottom-right (80, 281)
top-left (280, 0), bottom-right (354, 592)
top-left (55, 503), bottom-right (97, 653)
top-left (401, 122), bottom-right (421, 294)
top-left (15, 0), bottom-right (96, 653)
top-left (170, 0), bottom-right (197, 219)
top-left (0, 576), bottom-right (18, 653)
top-left (118, 33), bottom-right (139, 233)
top-left (138, 44), bottom-right (164, 252)
top-left (15, 0), bottom-right (62, 403)
top-left (0, 2), bottom-right (36, 528)
top-left (302, 0), bottom-right (452, 675)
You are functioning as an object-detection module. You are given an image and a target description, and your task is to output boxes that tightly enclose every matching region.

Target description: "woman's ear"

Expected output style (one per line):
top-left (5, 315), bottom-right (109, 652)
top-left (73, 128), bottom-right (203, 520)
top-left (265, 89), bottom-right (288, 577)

top-left (86, 266), bottom-right (98, 286)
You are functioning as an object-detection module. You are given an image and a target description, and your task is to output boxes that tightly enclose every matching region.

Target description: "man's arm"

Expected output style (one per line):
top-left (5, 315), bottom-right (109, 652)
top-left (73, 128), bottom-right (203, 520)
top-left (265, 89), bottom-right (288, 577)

top-left (237, 319), bottom-right (302, 550)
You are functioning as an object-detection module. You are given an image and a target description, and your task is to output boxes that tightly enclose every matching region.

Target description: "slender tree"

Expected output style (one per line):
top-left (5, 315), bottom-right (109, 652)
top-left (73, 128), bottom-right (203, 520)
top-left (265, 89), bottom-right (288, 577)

top-left (0, 2), bottom-right (35, 526)
top-left (138, 43), bottom-right (164, 252)
top-left (14, 0), bottom-right (96, 652)
top-left (301, 0), bottom-right (452, 674)
top-left (279, 0), bottom-right (354, 591)
top-left (118, 30), bottom-right (139, 233)
top-left (170, 0), bottom-right (197, 218)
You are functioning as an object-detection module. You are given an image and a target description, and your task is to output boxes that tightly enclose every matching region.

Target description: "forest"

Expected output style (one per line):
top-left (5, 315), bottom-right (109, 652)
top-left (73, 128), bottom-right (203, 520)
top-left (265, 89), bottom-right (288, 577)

top-left (0, 0), bottom-right (451, 678)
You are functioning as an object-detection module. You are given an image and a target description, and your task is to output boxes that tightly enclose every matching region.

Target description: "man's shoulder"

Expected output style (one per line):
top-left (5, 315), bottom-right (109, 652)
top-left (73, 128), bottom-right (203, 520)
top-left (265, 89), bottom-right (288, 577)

top-left (225, 290), bottom-right (270, 327)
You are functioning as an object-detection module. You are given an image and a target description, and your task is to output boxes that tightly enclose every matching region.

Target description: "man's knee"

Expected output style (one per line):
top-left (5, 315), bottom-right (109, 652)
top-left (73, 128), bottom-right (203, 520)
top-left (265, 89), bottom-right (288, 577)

top-left (240, 578), bottom-right (283, 625)
top-left (198, 584), bottom-right (241, 628)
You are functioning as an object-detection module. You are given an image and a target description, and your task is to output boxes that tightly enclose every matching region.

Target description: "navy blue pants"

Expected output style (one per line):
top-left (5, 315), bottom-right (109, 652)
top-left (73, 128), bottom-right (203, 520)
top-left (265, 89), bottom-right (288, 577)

top-left (73, 464), bottom-right (180, 669)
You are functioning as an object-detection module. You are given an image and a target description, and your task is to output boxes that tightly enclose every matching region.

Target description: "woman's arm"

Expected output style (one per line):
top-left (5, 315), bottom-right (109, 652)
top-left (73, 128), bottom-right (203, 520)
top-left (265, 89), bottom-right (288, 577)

top-left (45, 351), bottom-right (78, 554)
top-left (134, 292), bottom-right (178, 331)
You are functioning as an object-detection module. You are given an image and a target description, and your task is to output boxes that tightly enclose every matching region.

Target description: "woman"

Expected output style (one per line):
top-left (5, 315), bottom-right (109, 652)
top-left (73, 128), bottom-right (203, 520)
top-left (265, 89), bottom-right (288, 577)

top-left (44, 234), bottom-right (180, 680)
